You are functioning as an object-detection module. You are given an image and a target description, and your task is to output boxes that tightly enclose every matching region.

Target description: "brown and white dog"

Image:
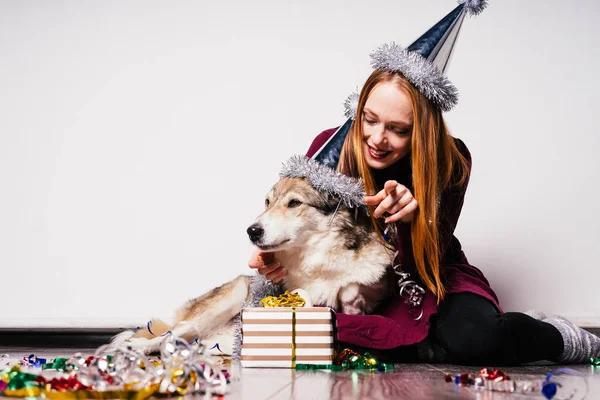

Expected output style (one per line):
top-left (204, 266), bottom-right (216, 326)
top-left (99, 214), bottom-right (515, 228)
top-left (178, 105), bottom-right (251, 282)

top-left (109, 175), bottom-right (395, 355)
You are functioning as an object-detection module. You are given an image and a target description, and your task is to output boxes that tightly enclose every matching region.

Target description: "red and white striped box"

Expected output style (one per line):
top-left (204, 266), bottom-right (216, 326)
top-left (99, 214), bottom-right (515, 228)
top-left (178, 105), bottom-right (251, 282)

top-left (240, 307), bottom-right (335, 368)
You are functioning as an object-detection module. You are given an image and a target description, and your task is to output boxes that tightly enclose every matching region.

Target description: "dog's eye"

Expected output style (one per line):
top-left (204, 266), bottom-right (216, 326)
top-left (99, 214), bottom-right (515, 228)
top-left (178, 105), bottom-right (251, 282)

top-left (265, 199), bottom-right (270, 207)
top-left (288, 199), bottom-right (302, 208)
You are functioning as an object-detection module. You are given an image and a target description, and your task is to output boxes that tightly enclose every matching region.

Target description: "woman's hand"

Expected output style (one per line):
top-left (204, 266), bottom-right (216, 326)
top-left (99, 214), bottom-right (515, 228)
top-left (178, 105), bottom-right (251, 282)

top-left (363, 180), bottom-right (418, 223)
top-left (248, 249), bottom-right (286, 282)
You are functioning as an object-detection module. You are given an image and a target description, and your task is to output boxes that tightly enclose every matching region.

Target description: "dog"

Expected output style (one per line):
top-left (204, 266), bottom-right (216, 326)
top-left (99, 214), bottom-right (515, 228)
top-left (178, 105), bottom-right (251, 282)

top-left (109, 174), bottom-right (396, 355)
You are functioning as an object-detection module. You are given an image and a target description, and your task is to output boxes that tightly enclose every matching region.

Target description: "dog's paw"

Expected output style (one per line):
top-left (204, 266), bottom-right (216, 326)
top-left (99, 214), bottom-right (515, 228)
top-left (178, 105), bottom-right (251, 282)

top-left (201, 329), bottom-right (234, 356)
top-left (338, 284), bottom-right (367, 315)
top-left (118, 337), bottom-right (164, 355)
top-left (340, 302), bottom-right (366, 315)
top-left (105, 330), bottom-right (135, 353)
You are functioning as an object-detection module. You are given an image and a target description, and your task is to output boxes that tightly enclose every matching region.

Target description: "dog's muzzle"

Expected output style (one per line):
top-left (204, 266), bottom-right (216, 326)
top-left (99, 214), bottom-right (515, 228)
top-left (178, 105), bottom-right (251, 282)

top-left (247, 224), bottom-right (264, 243)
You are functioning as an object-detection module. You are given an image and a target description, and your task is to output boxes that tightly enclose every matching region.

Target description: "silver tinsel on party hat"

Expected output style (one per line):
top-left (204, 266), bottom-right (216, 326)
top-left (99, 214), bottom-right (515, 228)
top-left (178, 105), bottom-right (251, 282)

top-left (370, 42), bottom-right (459, 112)
top-left (347, 0), bottom-right (489, 114)
top-left (343, 92), bottom-right (360, 119)
top-left (280, 154), bottom-right (365, 209)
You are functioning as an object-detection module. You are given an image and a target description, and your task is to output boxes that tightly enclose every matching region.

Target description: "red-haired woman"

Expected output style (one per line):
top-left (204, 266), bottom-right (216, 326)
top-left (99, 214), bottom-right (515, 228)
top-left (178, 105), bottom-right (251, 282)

top-left (251, 0), bottom-right (600, 365)
top-left (250, 68), bottom-right (600, 365)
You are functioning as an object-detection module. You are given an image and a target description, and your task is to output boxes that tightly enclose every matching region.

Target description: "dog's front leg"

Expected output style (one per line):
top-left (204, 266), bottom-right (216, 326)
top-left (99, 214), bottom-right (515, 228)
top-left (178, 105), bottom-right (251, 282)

top-left (123, 321), bottom-right (199, 355)
top-left (338, 283), bottom-right (367, 315)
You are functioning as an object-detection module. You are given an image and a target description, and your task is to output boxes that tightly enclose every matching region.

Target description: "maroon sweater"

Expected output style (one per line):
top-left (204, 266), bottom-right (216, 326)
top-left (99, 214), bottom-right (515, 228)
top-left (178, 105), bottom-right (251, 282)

top-left (305, 128), bottom-right (502, 349)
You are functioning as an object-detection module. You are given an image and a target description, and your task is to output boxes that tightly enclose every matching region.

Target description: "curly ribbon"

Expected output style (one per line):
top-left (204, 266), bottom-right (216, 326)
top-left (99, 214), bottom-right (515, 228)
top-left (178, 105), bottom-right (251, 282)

top-left (295, 348), bottom-right (393, 372)
top-left (296, 364), bottom-right (343, 371)
top-left (542, 368), bottom-right (588, 399)
top-left (42, 358), bottom-right (69, 371)
top-left (0, 366), bottom-right (40, 391)
top-left (208, 343), bottom-right (223, 353)
top-left (146, 321), bottom-right (154, 336)
top-left (335, 348), bottom-right (394, 371)
top-left (38, 374), bottom-right (89, 391)
top-left (22, 354), bottom-right (47, 368)
top-left (260, 291), bottom-right (306, 307)
top-left (0, 333), bottom-right (230, 398)
top-left (446, 367), bottom-right (588, 399)
top-left (3, 388), bottom-right (41, 398)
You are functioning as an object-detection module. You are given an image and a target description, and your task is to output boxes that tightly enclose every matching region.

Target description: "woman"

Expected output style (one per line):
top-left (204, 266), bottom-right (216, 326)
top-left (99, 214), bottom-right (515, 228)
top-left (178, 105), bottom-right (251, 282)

top-left (249, 68), bottom-right (600, 366)
top-left (251, 1), bottom-right (600, 365)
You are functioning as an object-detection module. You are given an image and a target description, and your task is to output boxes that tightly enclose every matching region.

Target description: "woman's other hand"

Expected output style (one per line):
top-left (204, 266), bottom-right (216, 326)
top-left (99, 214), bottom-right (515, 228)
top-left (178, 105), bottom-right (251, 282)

top-left (248, 249), bottom-right (286, 282)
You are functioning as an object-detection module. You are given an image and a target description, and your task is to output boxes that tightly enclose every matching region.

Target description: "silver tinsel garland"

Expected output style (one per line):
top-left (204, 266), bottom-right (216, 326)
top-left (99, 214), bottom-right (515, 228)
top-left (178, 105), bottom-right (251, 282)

top-left (460, 0), bottom-right (488, 16)
top-left (342, 0), bottom-right (489, 114)
top-left (279, 155), bottom-right (365, 209)
top-left (343, 92), bottom-right (359, 119)
top-left (370, 42), bottom-right (459, 112)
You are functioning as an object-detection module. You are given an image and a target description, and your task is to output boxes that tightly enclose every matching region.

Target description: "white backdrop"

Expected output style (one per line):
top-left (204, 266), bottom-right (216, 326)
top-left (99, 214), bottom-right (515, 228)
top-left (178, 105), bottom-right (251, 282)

top-left (1, 0), bottom-right (599, 329)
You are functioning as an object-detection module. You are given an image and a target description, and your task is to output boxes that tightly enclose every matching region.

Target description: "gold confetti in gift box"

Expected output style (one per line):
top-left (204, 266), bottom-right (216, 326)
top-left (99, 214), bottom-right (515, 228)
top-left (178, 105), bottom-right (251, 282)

top-left (240, 307), bottom-right (335, 368)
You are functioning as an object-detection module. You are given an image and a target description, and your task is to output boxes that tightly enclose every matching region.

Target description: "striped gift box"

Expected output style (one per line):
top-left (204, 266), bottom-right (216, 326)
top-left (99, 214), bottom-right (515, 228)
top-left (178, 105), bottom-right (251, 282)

top-left (240, 307), bottom-right (335, 368)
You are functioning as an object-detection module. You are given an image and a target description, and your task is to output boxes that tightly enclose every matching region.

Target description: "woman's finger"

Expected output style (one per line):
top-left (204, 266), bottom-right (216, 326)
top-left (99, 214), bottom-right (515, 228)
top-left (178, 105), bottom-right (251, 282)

top-left (395, 189), bottom-right (414, 210)
top-left (266, 267), bottom-right (286, 282)
top-left (383, 180), bottom-right (399, 195)
top-left (258, 262), bottom-right (281, 276)
top-left (365, 180), bottom-right (400, 206)
top-left (259, 251), bottom-right (275, 264)
top-left (373, 182), bottom-right (408, 218)
top-left (250, 251), bottom-right (275, 269)
top-left (373, 193), bottom-right (399, 218)
top-left (363, 188), bottom-right (387, 205)
top-left (248, 250), bottom-right (263, 269)
top-left (385, 198), bottom-right (418, 223)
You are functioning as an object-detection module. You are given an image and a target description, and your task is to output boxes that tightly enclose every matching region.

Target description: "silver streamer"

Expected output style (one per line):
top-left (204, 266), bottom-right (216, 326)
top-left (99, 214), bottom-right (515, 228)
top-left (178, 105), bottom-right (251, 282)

top-left (460, 0), bottom-right (489, 17)
top-left (279, 155), bottom-right (366, 209)
top-left (370, 42), bottom-right (459, 112)
top-left (70, 333), bottom-right (230, 395)
top-left (343, 91), bottom-right (359, 119)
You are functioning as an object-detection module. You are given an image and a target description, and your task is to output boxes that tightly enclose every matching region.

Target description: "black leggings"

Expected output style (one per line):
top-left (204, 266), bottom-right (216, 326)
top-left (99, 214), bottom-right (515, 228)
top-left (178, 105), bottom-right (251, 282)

top-left (371, 293), bottom-right (564, 366)
top-left (434, 292), bottom-right (564, 365)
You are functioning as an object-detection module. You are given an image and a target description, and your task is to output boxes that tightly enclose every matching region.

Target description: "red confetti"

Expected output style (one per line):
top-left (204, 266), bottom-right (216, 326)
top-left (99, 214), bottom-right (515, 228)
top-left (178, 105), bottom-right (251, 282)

top-left (480, 368), bottom-right (510, 382)
top-left (35, 373), bottom-right (89, 391)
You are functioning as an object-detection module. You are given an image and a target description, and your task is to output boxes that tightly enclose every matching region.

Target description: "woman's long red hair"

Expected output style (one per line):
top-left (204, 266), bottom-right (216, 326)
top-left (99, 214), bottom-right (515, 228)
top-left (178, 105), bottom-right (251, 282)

top-left (337, 70), bottom-right (470, 303)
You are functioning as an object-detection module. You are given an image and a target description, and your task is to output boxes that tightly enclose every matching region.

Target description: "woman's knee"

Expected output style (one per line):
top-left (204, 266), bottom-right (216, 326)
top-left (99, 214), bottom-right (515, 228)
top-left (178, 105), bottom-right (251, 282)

top-left (435, 295), bottom-right (507, 363)
top-left (437, 317), bottom-right (505, 362)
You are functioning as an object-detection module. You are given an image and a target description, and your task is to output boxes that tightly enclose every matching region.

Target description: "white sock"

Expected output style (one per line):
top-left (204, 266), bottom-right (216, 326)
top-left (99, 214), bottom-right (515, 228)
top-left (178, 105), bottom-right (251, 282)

top-left (523, 309), bottom-right (547, 320)
top-left (543, 315), bottom-right (600, 364)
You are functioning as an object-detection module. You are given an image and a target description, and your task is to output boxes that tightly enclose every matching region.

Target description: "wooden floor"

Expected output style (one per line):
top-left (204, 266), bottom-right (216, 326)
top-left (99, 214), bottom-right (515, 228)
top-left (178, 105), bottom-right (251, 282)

top-left (1, 346), bottom-right (599, 399)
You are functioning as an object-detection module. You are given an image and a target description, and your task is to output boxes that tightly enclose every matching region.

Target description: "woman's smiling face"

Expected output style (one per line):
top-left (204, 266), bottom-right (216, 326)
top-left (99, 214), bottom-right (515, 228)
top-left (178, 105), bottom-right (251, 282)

top-left (362, 81), bottom-right (414, 170)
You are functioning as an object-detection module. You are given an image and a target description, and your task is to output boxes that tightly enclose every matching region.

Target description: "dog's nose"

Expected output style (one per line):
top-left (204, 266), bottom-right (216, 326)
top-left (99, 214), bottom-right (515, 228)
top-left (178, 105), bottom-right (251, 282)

top-left (247, 224), bottom-right (264, 243)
